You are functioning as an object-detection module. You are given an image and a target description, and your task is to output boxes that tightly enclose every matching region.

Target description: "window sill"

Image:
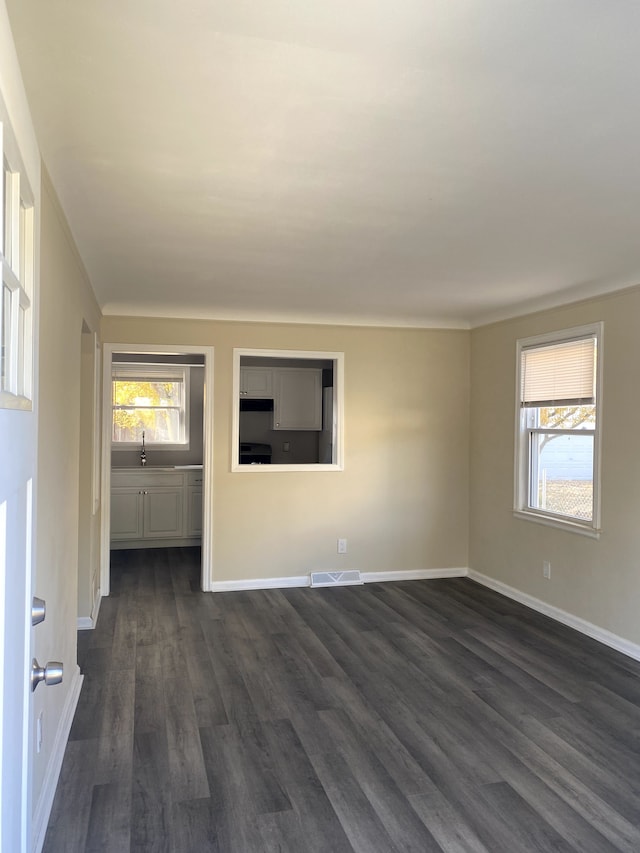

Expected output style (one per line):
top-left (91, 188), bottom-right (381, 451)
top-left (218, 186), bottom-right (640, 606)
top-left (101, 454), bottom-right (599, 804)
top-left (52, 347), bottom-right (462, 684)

top-left (513, 509), bottom-right (601, 539)
top-left (231, 463), bottom-right (344, 473)
top-left (112, 444), bottom-right (190, 452)
top-left (0, 391), bottom-right (32, 411)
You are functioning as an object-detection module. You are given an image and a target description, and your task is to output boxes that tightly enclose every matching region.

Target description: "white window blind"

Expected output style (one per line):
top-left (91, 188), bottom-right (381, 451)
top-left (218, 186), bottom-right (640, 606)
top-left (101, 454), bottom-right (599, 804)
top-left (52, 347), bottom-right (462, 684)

top-left (112, 363), bottom-right (188, 445)
top-left (112, 363), bottom-right (185, 385)
top-left (521, 336), bottom-right (596, 407)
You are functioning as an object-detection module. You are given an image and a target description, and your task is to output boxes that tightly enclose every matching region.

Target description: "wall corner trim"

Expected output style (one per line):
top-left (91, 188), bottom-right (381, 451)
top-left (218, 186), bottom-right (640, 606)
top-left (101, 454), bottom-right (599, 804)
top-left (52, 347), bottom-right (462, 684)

top-left (31, 666), bottom-right (84, 853)
top-left (468, 570), bottom-right (640, 663)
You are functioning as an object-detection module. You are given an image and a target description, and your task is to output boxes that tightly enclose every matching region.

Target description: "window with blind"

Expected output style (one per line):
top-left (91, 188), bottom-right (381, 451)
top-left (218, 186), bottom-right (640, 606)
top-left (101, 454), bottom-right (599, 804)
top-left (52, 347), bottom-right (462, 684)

top-left (112, 363), bottom-right (189, 448)
top-left (515, 323), bottom-right (602, 533)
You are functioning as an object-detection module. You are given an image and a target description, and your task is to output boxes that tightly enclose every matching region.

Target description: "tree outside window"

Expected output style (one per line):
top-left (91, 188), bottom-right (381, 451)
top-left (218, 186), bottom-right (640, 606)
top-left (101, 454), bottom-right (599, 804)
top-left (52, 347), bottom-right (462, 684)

top-left (112, 366), bottom-right (187, 445)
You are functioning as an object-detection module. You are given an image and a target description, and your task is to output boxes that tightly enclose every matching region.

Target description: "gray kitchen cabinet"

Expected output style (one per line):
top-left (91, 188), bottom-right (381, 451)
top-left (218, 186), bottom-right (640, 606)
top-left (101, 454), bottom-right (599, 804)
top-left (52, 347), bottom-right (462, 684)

top-left (110, 488), bottom-right (143, 540)
top-left (143, 487), bottom-right (183, 538)
top-left (186, 470), bottom-right (203, 537)
top-left (273, 368), bottom-right (322, 430)
top-left (110, 468), bottom-right (201, 547)
top-left (240, 366), bottom-right (273, 397)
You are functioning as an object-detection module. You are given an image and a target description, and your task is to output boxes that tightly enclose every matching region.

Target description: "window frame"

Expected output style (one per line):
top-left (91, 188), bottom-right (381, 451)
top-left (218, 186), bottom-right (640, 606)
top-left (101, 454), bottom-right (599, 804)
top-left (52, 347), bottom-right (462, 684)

top-left (514, 322), bottom-right (603, 537)
top-left (111, 362), bottom-right (191, 451)
top-left (231, 348), bottom-right (345, 473)
top-left (1, 123), bottom-right (35, 411)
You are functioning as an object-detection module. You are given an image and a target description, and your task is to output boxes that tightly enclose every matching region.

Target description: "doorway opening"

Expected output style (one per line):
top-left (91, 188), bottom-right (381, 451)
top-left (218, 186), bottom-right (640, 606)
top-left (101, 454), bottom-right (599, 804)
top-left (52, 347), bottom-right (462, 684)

top-left (99, 344), bottom-right (214, 596)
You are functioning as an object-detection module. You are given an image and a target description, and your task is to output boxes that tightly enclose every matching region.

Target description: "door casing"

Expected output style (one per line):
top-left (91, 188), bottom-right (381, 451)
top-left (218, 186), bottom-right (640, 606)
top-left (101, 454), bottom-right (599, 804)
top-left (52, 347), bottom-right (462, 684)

top-left (100, 343), bottom-right (214, 595)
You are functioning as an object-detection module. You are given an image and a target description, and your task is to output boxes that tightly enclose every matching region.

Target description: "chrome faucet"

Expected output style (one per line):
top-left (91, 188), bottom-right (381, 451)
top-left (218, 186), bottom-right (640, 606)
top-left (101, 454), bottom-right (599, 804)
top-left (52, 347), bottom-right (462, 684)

top-left (140, 431), bottom-right (147, 466)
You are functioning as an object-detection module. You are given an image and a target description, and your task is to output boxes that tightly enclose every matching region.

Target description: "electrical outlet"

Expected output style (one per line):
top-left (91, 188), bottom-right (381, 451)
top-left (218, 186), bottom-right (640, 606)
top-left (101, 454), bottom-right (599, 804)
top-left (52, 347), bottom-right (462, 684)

top-left (337, 538), bottom-right (347, 554)
top-left (543, 560), bottom-right (551, 579)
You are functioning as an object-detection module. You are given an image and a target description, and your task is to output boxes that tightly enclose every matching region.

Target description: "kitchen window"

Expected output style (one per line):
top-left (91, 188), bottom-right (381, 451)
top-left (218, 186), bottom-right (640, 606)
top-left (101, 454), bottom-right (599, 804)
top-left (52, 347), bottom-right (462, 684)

top-left (112, 363), bottom-right (190, 449)
top-left (514, 323), bottom-right (602, 536)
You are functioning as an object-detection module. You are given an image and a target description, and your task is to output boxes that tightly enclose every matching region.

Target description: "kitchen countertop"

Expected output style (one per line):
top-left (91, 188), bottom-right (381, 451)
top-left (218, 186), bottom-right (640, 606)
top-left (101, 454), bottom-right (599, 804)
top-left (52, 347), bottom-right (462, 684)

top-left (111, 465), bottom-right (203, 472)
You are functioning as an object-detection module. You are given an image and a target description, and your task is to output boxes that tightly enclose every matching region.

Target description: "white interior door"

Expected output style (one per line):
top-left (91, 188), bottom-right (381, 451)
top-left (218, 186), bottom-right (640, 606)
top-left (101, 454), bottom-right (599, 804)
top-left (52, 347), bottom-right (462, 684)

top-left (0, 410), bottom-right (35, 852)
top-left (0, 88), bottom-right (38, 852)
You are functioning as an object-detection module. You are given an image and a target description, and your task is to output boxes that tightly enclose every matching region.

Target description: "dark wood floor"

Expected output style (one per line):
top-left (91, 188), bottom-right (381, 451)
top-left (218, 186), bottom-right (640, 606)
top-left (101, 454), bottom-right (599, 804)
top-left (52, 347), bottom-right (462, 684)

top-left (44, 547), bottom-right (640, 852)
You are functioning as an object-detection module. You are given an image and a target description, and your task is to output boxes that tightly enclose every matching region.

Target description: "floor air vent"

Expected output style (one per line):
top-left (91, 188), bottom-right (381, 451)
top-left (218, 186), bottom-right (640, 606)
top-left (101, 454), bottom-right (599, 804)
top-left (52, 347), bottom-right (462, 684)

top-left (310, 570), bottom-right (363, 588)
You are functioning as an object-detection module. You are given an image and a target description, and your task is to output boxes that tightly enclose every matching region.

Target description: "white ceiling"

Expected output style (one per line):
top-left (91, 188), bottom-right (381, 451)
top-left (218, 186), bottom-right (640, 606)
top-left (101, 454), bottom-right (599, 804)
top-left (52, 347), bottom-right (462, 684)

top-left (6, 0), bottom-right (640, 328)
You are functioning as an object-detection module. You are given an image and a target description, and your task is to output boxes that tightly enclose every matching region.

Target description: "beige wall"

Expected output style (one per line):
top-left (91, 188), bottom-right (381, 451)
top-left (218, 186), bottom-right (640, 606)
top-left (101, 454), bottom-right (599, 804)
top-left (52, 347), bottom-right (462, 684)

top-left (34, 171), bottom-right (102, 804)
top-left (102, 317), bottom-right (470, 581)
top-left (470, 286), bottom-right (640, 645)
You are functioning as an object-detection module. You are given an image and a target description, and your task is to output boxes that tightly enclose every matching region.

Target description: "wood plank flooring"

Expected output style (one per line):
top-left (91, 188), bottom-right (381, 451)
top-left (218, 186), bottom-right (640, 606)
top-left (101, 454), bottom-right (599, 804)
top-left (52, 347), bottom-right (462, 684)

top-left (44, 548), bottom-right (640, 852)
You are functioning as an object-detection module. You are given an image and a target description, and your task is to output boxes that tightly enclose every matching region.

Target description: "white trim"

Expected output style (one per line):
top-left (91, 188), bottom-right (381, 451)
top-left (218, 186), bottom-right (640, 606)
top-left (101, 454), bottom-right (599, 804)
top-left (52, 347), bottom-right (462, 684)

top-left (100, 343), bottom-right (215, 596)
top-left (76, 588), bottom-right (101, 631)
top-left (0, 390), bottom-right (31, 410)
top-left (514, 321), bottom-right (603, 535)
top-left (31, 667), bottom-right (83, 853)
top-left (361, 567), bottom-right (468, 583)
top-left (232, 463), bottom-right (341, 473)
top-left (210, 567), bottom-right (468, 593)
top-left (91, 332), bottom-right (101, 515)
top-left (468, 570), bottom-right (640, 663)
top-left (91, 579), bottom-right (101, 626)
top-left (101, 302), bottom-right (470, 331)
top-left (211, 576), bottom-right (311, 592)
top-left (512, 509), bottom-right (601, 539)
top-left (231, 348), bottom-right (345, 473)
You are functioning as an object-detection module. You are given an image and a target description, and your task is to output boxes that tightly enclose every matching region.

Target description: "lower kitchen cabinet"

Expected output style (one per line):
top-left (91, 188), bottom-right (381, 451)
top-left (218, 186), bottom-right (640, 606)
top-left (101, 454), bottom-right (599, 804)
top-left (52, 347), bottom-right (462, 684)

top-left (143, 488), bottom-right (183, 538)
top-left (186, 470), bottom-right (203, 537)
top-left (111, 468), bottom-right (202, 547)
top-left (111, 489), bottom-right (144, 540)
top-left (186, 487), bottom-right (203, 537)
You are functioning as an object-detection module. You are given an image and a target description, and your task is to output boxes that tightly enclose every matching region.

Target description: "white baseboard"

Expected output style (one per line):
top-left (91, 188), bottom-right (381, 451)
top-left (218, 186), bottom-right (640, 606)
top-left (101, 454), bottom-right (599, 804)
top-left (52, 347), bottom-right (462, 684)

top-left (32, 666), bottom-right (84, 853)
top-left (362, 567), bottom-right (468, 583)
top-left (468, 569), bottom-right (640, 663)
top-left (211, 576), bottom-right (310, 592)
top-left (77, 586), bottom-right (102, 630)
top-left (210, 567), bottom-right (468, 593)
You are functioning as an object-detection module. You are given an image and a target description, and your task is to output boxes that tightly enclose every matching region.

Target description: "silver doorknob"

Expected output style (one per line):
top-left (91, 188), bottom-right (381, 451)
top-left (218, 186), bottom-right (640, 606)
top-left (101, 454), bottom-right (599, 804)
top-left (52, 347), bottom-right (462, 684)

top-left (32, 597), bottom-right (46, 626)
top-left (31, 658), bottom-right (63, 692)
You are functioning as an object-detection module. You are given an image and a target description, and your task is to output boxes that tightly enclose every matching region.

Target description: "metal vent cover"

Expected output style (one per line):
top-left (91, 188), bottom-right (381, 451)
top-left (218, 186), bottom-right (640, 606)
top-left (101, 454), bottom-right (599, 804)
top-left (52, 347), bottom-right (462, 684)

top-left (310, 570), bottom-right (363, 588)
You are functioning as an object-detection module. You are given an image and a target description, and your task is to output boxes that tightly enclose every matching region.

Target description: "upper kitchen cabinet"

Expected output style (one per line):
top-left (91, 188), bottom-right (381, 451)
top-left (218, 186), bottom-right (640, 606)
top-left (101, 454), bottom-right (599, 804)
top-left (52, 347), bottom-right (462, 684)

top-left (240, 366), bottom-right (273, 398)
top-left (273, 368), bottom-right (322, 430)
